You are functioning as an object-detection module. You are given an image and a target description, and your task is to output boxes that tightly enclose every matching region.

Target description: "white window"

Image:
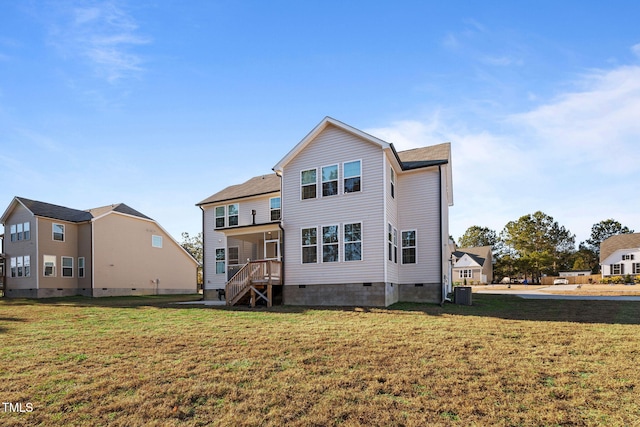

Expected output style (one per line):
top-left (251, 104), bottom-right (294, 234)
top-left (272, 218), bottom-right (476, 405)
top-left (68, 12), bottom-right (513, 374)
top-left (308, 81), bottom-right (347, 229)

top-left (301, 227), bottom-right (317, 263)
top-left (227, 204), bottom-right (239, 226)
top-left (17, 223), bottom-right (23, 241)
top-left (459, 269), bottom-right (473, 279)
top-left (24, 222), bottom-right (30, 240)
top-left (611, 264), bottom-right (624, 275)
top-left (301, 169), bottom-right (317, 200)
top-left (24, 255), bottom-right (30, 277)
top-left (53, 223), bottom-right (65, 241)
top-left (10, 257), bottom-right (16, 277)
top-left (78, 257), bottom-right (85, 278)
top-left (344, 223), bottom-right (362, 261)
top-left (9, 223), bottom-right (29, 242)
top-left (215, 206), bottom-right (225, 228)
top-left (44, 255), bottom-right (56, 277)
top-left (270, 197), bottom-right (281, 221)
top-left (390, 167), bottom-right (396, 199)
top-left (343, 160), bottom-right (361, 193)
top-left (393, 228), bottom-right (398, 264)
top-left (388, 224), bottom-right (393, 262)
top-left (215, 248), bottom-right (226, 274)
top-left (322, 165), bottom-right (338, 197)
top-left (322, 225), bottom-right (339, 263)
top-left (10, 224), bottom-right (16, 242)
top-left (17, 256), bottom-right (23, 277)
top-left (622, 254), bottom-right (635, 261)
top-left (152, 235), bottom-right (163, 248)
top-left (401, 230), bottom-right (417, 264)
top-left (62, 257), bottom-right (73, 277)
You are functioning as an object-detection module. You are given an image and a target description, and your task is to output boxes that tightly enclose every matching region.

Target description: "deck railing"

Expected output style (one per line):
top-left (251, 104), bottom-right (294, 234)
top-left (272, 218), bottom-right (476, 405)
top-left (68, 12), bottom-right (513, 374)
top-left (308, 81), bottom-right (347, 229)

top-left (225, 260), bottom-right (282, 305)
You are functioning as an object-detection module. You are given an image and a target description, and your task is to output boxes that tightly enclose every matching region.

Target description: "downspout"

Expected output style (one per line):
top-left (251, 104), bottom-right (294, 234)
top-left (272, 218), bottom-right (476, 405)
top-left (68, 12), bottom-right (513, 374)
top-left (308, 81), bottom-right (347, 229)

top-left (439, 165), bottom-right (446, 306)
top-left (276, 171), bottom-right (285, 287)
top-left (199, 205), bottom-right (205, 300)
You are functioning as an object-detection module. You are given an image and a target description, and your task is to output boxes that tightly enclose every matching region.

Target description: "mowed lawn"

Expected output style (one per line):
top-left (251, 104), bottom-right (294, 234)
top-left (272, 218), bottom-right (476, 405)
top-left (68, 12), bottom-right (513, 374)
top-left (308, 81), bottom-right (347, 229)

top-left (1, 295), bottom-right (639, 426)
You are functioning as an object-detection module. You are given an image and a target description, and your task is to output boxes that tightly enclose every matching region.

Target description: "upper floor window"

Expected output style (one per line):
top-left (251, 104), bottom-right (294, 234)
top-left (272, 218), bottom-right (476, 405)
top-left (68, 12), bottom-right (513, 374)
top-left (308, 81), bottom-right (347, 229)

top-left (53, 223), bottom-right (65, 241)
top-left (152, 235), bottom-right (163, 248)
top-left (390, 167), bottom-right (396, 199)
top-left (301, 169), bottom-right (317, 200)
top-left (228, 204), bottom-right (239, 226)
top-left (402, 230), bottom-right (417, 264)
top-left (322, 165), bottom-right (338, 197)
top-left (10, 222), bottom-right (30, 242)
top-left (622, 254), bottom-right (635, 261)
top-left (270, 197), bottom-right (281, 221)
top-left (215, 206), bottom-right (225, 228)
top-left (344, 160), bottom-right (361, 193)
top-left (344, 223), bottom-right (362, 261)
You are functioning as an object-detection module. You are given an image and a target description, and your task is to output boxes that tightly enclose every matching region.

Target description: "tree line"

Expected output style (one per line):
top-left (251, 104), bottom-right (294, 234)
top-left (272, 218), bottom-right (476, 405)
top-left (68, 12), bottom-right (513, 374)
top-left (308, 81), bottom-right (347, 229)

top-left (456, 213), bottom-right (634, 283)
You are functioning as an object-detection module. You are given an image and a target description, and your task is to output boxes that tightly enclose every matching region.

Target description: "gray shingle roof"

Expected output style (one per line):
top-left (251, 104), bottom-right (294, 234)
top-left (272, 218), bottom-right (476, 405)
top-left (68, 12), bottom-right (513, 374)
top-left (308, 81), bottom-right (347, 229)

top-left (87, 203), bottom-right (153, 220)
top-left (600, 233), bottom-right (640, 263)
top-left (17, 197), bottom-right (93, 223)
top-left (197, 174), bottom-right (280, 206)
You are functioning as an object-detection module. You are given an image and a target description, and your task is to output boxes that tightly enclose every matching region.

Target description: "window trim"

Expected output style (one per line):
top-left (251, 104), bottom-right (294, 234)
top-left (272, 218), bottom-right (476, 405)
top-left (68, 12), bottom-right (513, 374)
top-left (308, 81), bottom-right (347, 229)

top-left (10, 257), bottom-right (16, 278)
top-left (388, 223), bottom-right (393, 262)
top-left (78, 257), bottom-right (85, 278)
top-left (321, 224), bottom-right (339, 263)
top-left (459, 269), bottom-right (473, 279)
top-left (301, 168), bottom-right (318, 200)
top-left (301, 226), bottom-right (318, 264)
top-left (52, 223), bottom-right (65, 242)
top-left (227, 203), bottom-right (239, 227)
top-left (10, 224), bottom-right (16, 242)
top-left (269, 197), bottom-right (281, 221)
top-left (344, 222), bottom-right (363, 262)
top-left (43, 255), bottom-right (57, 277)
top-left (214, 206), bottom-right (225, 228)
top-left (633, 263), bottom-right (640, 274)
top-left (611, 263), bottom-right (624, 275)
top-left (62, 256), bottom-right (74, 278)
top-left (152, 235), bottom-right (163, 248)
top-left (321, 164), bottom-right (339, 197)
top-left (390, 166), bottom-right (396, 199)
top-left (401, 229), bottom-right (417, 265)
top-left (215, 248), bottom-right (226, 274)
top-left (343, 159), bottom-right (362, 194)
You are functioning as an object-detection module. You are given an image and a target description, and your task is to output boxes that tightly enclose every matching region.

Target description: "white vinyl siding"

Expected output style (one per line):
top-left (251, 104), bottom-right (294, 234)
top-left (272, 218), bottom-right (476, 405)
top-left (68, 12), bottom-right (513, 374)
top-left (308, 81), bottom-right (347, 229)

top-left (282, 125), bottom-right (385, 284)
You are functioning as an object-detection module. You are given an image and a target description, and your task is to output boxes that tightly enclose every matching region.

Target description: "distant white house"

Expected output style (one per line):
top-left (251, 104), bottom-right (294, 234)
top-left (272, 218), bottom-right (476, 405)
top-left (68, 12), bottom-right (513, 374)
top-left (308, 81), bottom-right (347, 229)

top-left (600, 233), bottom-right (640, 277)
top-left (452, 246), bottom-right (493, 284)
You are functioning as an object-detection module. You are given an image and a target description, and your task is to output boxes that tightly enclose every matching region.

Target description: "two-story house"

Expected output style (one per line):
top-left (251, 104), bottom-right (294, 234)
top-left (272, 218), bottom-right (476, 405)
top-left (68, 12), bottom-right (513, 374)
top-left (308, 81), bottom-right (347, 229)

top-left (198, 117), bottom-right (453, 307)
top-left (600, 233), bottom-right (640, 278)
top-left (1, 197), bottom-right (198, 298)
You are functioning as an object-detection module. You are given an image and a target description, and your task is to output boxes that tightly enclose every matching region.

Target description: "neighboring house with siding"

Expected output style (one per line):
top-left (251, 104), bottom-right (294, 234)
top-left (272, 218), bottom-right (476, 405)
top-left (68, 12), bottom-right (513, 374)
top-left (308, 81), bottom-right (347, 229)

top-left (198, 116), bottom-right (453, 307)
top-left (1, 197), bottom-right (198, 298)
top-left (600, 233), bottom-right (640, 277)
top-left (452, 246), bottom-right (493, 284)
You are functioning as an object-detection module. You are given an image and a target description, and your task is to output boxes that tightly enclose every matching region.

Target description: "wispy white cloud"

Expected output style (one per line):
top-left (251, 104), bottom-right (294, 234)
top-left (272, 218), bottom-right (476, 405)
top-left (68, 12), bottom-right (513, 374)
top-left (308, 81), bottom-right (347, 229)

top-left (631, 43), bottom-right (640, 58)
top-left (47, 0), bottom-right (151, 83)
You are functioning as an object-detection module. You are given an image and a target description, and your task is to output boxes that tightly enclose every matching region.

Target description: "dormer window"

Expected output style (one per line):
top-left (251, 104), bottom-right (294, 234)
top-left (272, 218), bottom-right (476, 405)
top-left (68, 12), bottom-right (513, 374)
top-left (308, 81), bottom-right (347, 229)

top-left (622, 254), bottom-right (635, 261)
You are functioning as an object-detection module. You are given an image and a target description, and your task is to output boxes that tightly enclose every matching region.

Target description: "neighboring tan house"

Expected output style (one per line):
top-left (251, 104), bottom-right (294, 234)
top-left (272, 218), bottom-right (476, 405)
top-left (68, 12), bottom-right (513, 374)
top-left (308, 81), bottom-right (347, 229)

top-left (1, 197), bottom-right (198, 298)
top-left (452, 246), bottom-right (493, 284)
top-left (600, 233), bottom-right (640, 277)
top-left (198, 116), bottom-right (454, 307)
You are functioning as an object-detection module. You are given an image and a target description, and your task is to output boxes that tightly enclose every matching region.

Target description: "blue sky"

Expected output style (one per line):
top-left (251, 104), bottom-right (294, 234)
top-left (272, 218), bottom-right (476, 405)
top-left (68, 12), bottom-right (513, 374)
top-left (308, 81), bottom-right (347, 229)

top-left (1, 0), bottom-right (639, 246)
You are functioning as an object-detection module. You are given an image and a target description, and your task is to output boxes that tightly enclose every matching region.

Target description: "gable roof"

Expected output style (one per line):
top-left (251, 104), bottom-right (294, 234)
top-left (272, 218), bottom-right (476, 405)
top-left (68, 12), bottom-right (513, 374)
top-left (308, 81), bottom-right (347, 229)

top-left (87, 203), bottom-right (153, 221)
top-left (600, 233), bottom-right (640, 262)
top-left (273, 116), bottom-right (450, 174)
top-left (197, 174), bottom-right (280, 206)
top-left (453, 246), bottom-right (492, 267)
top-left (8, 197), bottom-right (93, 223)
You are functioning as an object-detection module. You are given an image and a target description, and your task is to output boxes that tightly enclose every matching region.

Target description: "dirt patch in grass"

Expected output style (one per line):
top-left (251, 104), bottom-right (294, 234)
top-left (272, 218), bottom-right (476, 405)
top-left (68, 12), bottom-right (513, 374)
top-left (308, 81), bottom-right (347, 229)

top-left (1, 295), bottom-right (639, 426)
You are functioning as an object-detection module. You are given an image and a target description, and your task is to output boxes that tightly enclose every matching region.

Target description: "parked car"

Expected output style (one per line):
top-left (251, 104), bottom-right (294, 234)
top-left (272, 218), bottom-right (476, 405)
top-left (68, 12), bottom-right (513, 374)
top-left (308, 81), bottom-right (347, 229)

top-left (553, 278), bottom-right (569, 285)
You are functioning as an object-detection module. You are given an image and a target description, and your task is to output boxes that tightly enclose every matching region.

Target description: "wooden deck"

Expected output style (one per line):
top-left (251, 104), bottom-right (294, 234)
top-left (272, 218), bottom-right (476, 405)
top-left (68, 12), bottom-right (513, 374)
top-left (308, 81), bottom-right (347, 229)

top-left (225, 260), bottom-right (282, 307)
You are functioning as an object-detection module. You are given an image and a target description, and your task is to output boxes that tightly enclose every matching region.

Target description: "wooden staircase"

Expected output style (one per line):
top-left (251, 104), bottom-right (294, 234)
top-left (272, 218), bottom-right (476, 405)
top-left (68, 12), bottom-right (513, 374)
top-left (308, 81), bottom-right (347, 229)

top-left (225, 260), bottom-right (282, 307)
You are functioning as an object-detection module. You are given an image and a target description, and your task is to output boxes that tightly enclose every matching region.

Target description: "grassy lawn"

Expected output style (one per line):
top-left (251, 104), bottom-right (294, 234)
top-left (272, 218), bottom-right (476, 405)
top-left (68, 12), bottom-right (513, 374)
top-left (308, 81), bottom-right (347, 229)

top-left (1, 295), bottom-right (639, 426)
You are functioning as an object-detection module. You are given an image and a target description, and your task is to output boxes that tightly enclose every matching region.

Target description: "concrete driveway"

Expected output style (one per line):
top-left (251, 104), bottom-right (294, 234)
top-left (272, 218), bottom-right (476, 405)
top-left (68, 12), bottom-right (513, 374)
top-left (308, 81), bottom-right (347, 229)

top-left (474, 285), bottom-right (640, 301)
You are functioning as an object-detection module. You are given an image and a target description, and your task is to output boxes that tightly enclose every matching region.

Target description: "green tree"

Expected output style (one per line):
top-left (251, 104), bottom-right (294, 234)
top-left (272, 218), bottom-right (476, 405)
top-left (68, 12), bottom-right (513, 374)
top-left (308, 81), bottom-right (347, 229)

top-left (500, 211), bottom-right (575, 282)
top-left (457, 226), bottom-right (498, 248)
top-left (181, 232), bottom-right (203, 286)
top-left (584, 219), bottom-right (634, 255)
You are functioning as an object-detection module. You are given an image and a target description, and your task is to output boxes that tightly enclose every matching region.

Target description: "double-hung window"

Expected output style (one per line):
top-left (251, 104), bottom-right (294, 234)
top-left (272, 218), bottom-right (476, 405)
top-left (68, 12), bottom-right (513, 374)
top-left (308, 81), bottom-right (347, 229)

top-left (62, 257), bottom-right (73, 277)
top-left (53, 223), bottom-right (65, 241)
top-left (215, 249), bottom-right (226, 274)
top-left (215, 206), bottom-right (225, 228)
top-left (301, 227), bottom-right (317, 263)
top-left (401, 230), bottom-right (417, 264)
top-left (24, 222), bottom-right (30, 240)
top-left (227, 204), bottom-right (239, 226)
top-left (322, 225), bottom-right (339, 263)
top-left (17, 223), bottom-right (23, 241)
top-left (633, 263), bottom-right (640, 274)
top-left (44, 255), bottom-right (56, 277)
top-left (459, 269), bottom-right (472, 279)
top-left (343, 160), bottom-right (361, 193)
top-left (344, 223), bottom-right (362, 261)
top-left (611, 263), bottom-right (624, 275)
top-left (388, 224), bottom-right (393, 262)
top-left (393, 229), bottom-right (398, 263)
top-left (78, 257), bottom-right (85, 278)
top-left (390, 167), bottom-right (396, 199)
top-left (10, 257), bottom-right (16, 277)
top-left (301, 169), bottom-right (317, 200)
top-left (24, 256), bottom-right (30, 277)
top-left (10, 222), bottom-right (30, 241)
top-left (10, 225), bottom-right (16, 242)
top-left (322, 165), bottom-right (338, 197)
top-left (270, 197), bottom-right (281, 221)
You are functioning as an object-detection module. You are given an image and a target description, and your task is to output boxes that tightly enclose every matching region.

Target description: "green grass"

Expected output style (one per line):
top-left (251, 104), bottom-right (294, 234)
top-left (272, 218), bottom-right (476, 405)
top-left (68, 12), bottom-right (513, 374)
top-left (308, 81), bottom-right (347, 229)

top-left (0, 294), bottom-right (639, 426)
